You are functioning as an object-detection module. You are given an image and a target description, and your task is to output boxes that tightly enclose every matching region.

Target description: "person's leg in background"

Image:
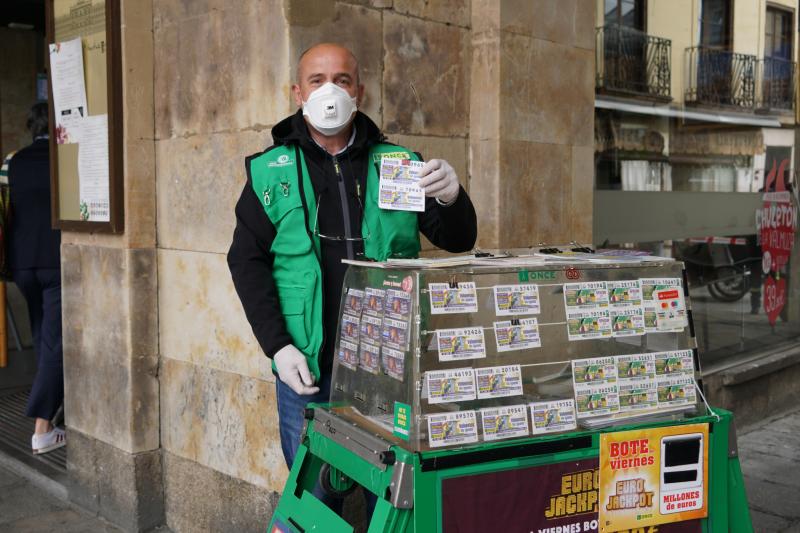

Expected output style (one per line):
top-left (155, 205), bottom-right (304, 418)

top-left (275, 372), bottom-right (343, 514)
top-left (21, 269), bottom-right (65, 453)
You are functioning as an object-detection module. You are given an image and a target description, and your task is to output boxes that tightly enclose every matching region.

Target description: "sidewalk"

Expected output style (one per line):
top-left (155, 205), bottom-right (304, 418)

top-left (0, 462), bottom-right (122, 532)
top-left (0, 409), bottom-right (798, 532)
top-left (739, 406), bottom-right (800, 532)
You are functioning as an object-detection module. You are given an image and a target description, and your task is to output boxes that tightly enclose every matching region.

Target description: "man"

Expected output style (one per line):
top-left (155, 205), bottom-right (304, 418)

top-left (227, 43), bottom-right (477, 472)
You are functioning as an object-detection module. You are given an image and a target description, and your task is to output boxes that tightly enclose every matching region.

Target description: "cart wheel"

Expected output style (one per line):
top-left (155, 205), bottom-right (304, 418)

top-left (319, 463), bottom-right (357, 498)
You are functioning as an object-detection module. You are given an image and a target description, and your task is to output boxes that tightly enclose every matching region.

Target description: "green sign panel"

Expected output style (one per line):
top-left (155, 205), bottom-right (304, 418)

top-left (393, 401), bottom-right (411, 441)
top-left (519, 270), bottom-right (557, 282)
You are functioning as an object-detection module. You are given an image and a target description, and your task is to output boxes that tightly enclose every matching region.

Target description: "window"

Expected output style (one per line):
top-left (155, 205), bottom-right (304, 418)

top-left (765, 7), bottom-right (793, 60)
top-left (699, 0), bottom-right (732, 49)
top-left (605, 0), bottom-right (646, 30)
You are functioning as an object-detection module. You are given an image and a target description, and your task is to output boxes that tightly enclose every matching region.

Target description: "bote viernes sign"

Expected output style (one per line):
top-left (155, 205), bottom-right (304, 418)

top-left (599, 424), bottom-right (709, 532)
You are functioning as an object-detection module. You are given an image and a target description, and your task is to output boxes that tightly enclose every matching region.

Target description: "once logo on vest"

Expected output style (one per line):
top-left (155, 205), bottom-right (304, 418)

top-left (373, 151), bottom-right (409, 163)
top-left (268, 154), bottom-right (294, 168)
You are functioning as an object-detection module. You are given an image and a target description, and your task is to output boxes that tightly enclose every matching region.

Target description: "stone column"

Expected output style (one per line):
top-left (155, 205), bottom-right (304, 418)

top-left (470, 0), bottom-right (595, 249)
top-left (61, 1), bottom-right (162, 530)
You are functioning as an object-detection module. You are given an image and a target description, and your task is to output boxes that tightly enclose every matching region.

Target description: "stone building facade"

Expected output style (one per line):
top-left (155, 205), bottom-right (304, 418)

top-left (59, 1), bottom-right (595, 530)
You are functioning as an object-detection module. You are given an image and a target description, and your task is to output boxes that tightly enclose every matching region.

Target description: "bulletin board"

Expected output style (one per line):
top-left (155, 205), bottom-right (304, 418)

top-left (46, 0), bottom-right (123, 233)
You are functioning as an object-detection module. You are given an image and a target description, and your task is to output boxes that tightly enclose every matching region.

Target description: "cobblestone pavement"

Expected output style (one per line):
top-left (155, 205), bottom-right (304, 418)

top-left (0, 463), bottom-right (122, 532)
top-left (739, 406), bottom-right (800, 532)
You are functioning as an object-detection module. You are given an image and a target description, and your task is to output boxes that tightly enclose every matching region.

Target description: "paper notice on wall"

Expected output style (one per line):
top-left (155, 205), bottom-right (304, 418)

top-left (378, 158), bottom-right (425, 212)
top-left (77, 114), bottom-right (110, 221)
top-left (49, 38), bottom-right (88, 145)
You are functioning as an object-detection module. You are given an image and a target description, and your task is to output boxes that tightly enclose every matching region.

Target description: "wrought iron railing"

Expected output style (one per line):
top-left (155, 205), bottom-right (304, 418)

top-left (685, 46), bottom-right (757, 108)
top-left (596, 24), bottom-right (672, 99)
top-left (759, 57), bottom-right (796, 111)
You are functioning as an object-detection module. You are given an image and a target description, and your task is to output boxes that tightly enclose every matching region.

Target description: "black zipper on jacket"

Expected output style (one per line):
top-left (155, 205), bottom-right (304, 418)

top-left (333, 155), bottom-right (355, 260)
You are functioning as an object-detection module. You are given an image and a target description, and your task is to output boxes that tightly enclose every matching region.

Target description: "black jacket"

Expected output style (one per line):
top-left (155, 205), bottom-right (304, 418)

top-left (8, 138), bottom-right (61, 271)
top-left (227, 110), bottom-right (478, 375)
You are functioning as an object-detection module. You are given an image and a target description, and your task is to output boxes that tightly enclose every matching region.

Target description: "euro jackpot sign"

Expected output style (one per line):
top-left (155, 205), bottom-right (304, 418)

top-left (599, 425), bottom-right (709, 532)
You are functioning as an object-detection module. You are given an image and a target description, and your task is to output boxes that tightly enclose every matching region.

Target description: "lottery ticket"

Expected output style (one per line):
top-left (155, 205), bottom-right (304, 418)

top-left (607, 280), bottom-right (643, 307)
top-left (340, 313), bottom-right (360, 343)
top-left (427, 410), bottom-right (478, 448)
top-left (379, 158), bottom-right (425, 212)
top-left (619, 382), bottom-right (658, 412)
top-left (610, 306), bottom-right (645, 337)
top-left (493, 284), bottom-right (541, 316)
top-left (475, 364), bottom-right (523, 399)
top-left (656, 375), bottom-right (696, 408)
top-left (480, 405), bottom-right (529, 441)
top-left (343, 288), bottom-right (364, 315)
top-left (566, 309), bottom-right (612, 341)
top-left (572, 357), bottom-right (617, 387)
top-left (363, 288), bottom-right (385, 318)
top-left (382, 317), bottom-right (410, 350)
top-left (529, 399), bottom-right (577, 434)
top-left (563, 282), bottom-right (609, 311)
top-left (615, 353), bottom-right (656, 382)
top-left (428, 282), bottom-right (478, 314)
top-left (494, 319), bottom-right (541, 352)
top-left (360, 314), bottom-right (382, 345)
top-left (654, 350), bottom-right (695, 377)
top-left (382, 347), bottom-right (405, 381)
top-left (384, 289), bottom-right (411, 321)
top-left (337, 340), bottom-right (359, 370)
top-left (574, 384), bottom-right (620, 418)
top-left (359, 342), bottom-right (381, 375)
top-left (436, 327), bottom-right (487, 362)
top-left (426, 368), bottom-right (476, 404)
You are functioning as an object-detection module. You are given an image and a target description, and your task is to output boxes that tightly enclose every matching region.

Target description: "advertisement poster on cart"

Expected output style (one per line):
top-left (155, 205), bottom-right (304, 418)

top-left (440, 457), bottom-right (702, 533)
top-left (599, 424), bottom-right (709, 532)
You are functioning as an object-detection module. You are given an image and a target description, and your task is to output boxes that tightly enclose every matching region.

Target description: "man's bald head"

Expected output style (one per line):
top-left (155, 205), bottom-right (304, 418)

top-left (296, 43), bottom-right (360, 84)
top-left (292, 42), bottom-right (364, 110)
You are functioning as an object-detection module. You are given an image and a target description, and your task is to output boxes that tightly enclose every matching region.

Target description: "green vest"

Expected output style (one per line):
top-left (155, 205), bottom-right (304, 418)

top-left (248, 143), bottom-right (421, 379)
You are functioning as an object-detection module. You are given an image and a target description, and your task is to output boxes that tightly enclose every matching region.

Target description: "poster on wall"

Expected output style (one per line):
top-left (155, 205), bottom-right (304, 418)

top-left (440, 456), bottom-right (704, 533)
top-left (756, 150), bottom-right (797, 326)
top-left (599, 424), bottom-right (709, 532)
top-left (48, 37), bottom-right (87, 145)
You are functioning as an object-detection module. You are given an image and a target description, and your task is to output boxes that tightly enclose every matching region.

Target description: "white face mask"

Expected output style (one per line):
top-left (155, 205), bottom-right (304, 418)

top-left (302, 82), bottom-right (358, 136)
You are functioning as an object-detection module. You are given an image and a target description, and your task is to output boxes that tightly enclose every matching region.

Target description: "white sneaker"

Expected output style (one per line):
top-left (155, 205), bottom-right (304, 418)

top-left (31, 428), bottom-right (66, 455)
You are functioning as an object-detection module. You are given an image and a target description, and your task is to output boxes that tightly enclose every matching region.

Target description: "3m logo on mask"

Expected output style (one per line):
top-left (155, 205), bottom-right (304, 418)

top-left (324, 102), bottom-right (337, 118)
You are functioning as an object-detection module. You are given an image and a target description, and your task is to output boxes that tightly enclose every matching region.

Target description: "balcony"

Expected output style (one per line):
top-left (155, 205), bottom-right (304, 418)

top-left (758, 57), bottom-right (796, 112)
top-left (595, 24), bottom-right (672, 101)
top-left (685, 47), bottom-right (757, 109)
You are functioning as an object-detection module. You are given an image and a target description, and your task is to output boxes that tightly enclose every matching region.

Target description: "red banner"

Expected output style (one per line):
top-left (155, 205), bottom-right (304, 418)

top-left (756, 158), bottom-right (796, 325)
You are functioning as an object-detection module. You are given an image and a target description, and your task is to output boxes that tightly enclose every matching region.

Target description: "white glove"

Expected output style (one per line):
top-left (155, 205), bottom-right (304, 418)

top-left (274, 345), bottom-right (320, 395)
top-left (419, 159), bottom-right (460, 205)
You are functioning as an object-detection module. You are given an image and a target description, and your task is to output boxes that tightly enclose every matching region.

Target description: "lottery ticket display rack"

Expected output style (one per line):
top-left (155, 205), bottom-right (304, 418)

top-left (267, 255), bottom-right (752, 533)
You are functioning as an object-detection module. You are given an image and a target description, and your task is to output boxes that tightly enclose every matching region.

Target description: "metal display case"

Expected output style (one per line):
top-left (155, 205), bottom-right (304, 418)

top-left (329, 259), bottom-right (699, 452)
top-left (268, 253), bottom-right (752, 533)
